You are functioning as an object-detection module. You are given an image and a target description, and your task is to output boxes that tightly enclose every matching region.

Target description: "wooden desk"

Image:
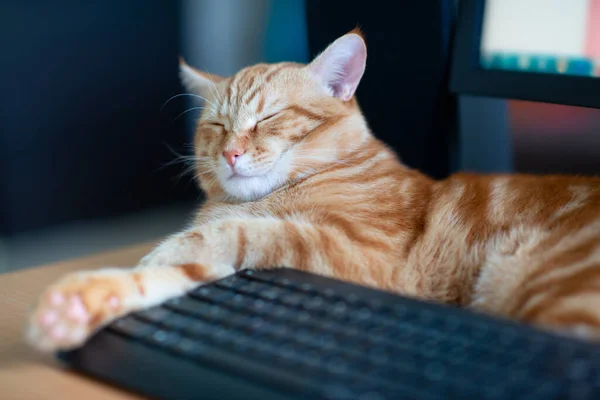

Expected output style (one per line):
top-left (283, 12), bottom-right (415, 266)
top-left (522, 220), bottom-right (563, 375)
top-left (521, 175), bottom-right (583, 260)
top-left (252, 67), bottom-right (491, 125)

top-left (0, 244), bottom-right (156, 400)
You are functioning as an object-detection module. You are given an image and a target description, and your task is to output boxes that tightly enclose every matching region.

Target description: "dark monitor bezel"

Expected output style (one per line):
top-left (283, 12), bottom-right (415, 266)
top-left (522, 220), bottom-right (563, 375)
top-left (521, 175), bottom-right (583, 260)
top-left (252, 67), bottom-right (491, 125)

top-left (450, 0), bottom-right (600, 109)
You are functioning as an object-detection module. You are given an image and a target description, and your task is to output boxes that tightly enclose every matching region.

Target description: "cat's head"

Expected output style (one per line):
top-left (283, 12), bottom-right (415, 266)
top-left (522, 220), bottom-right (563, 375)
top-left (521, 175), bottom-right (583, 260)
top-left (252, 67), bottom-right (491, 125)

top-left (180, 30), bottom-right (369, 202)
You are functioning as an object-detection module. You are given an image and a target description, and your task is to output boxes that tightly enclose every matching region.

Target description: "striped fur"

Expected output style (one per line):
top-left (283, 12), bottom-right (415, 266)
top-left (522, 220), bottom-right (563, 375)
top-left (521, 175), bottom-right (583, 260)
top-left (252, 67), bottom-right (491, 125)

top-left (27, 31), bottom-right (600, 352)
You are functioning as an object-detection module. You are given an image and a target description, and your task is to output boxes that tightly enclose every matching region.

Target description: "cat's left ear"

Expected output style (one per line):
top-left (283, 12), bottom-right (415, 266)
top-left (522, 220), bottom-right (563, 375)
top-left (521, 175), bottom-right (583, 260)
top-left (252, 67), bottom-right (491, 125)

top-left (179, 57), bottom-right (225, 98)
top-left (307, 29), bottom-right (367, 101)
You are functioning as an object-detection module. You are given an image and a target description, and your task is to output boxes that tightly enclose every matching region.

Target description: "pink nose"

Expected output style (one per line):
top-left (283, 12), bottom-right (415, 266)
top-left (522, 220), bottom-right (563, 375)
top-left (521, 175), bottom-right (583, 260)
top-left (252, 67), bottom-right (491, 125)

top-left (222, 148), bottom-right (245, 167)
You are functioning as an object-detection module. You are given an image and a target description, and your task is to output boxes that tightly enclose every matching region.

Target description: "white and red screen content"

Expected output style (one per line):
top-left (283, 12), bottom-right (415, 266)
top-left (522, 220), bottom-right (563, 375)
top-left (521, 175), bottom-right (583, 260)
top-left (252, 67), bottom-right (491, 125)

top-left (480, 0), bottom-right (600, 77)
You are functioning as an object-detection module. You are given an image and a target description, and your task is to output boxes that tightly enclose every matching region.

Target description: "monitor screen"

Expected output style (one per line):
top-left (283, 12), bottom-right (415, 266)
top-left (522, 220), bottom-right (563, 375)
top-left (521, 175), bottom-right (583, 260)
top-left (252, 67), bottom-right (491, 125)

top-left (480, 0), bottom-right (600, 77)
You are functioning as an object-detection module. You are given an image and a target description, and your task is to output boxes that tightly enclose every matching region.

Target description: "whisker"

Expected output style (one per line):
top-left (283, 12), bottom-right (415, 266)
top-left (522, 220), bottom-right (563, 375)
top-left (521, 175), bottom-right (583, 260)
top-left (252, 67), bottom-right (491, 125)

top-left (174, 106), bottom-right (205, 121)
top-left (181, 92), bottom-right (218, 110)
top-left (155, 142), bottom-right (195, 172)
top-left (161, 140), bottom-right (187, 158)
top-left (160, 93), bottom-right (208, 112)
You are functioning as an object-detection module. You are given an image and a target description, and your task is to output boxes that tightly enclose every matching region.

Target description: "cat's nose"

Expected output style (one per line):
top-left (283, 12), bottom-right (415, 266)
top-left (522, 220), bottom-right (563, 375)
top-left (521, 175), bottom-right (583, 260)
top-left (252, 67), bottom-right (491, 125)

top-left (222, 148), bottom-right (246, 167)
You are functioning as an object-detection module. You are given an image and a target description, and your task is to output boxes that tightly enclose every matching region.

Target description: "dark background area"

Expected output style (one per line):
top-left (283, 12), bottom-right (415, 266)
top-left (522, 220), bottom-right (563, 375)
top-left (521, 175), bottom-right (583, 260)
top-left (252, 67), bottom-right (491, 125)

top-left (1, 1), bottom-right (193, 234)
top-left (305, 2), bottom-right (458, 180)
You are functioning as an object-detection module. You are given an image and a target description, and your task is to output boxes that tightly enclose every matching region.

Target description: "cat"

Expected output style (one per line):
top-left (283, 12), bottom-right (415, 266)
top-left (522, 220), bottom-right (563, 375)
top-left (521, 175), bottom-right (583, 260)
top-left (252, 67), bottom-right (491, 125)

top-left (27, 29), bottom-right (600, 352)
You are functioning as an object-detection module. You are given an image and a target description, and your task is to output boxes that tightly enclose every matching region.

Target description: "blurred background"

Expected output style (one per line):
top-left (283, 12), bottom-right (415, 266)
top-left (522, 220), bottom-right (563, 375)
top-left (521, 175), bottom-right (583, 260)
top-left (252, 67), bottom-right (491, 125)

top-left (1, 1), bottom-right (599, 273)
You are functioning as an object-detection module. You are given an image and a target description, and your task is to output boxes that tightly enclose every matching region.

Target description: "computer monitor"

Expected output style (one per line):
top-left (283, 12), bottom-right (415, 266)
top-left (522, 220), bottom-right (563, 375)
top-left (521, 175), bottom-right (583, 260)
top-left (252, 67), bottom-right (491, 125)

top-left (451, 0), bottom-right (600, 109)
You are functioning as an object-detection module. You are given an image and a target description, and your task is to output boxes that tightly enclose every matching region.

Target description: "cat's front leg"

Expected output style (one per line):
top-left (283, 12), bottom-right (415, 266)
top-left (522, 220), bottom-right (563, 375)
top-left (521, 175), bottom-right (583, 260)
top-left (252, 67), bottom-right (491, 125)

top-left (27, 217), bottom-right (357, 352)
top-left (26, 232), bottom-right (235, 352)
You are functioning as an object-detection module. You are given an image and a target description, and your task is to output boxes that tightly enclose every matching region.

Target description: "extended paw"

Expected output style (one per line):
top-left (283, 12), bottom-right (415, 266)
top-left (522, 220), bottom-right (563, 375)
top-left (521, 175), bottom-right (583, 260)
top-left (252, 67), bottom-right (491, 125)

top-left (27, 270), bottom-right (132, 352)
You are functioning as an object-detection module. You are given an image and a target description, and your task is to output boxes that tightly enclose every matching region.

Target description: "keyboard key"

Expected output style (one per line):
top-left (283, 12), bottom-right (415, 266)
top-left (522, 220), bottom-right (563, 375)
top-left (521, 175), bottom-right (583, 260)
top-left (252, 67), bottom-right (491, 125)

top-left (205, 326), bottom-right (235, 344)
top-left (135, 307), bottom-right (170, 324)
top-left (344, 293), bottom-right (361, 304)
top-left (326, 356), bottom-right (350, 375)
top-left (354, 306), bottom-right (372, 321)
top-left (280, 292), bottom-right (304, 307)
top-left (232, 335), bottom-right (252, 352)
top-left (162, 313), bottom-right (193, 331)
top-left (185, 318), bottom-right (217, 337)
top-left (246, 316), bottom-right (267, 331)
top-left (172, 337), bottom-right (207, 357)
top-left (300, 349), bottom-right (322, 367)
top-left (228, 293), bottom-right (248, 307)
top-left (302, 296), bottom-right (325, 310)
top-left (294, 328), bottom-right (315, 345)
top-left (165, 297), bottom-right (224, 321)
top-left (368, 347), bottom-right (389, 366)
top-left (269, 304), bottom-right (290, 318)
top-left (226, 313), bottom-right (251, 326)
top-left (109, 317), bottom-right (155, 339)
top-left (331, 301), bottom-right (348, 317)
top-left (299, 282), bottom-right (315, 292)
top-left (279, 343), bottom-right (298, 360)
top-left (190, 286), bottom-right (236, 303)
top-left (271, 276), bottom-right (293, 287)
top-left (296, 310), bottom-right (312, 323)
top-left (214, 275), bottom-right (247, 290)
top-left (246, 298), bottom-right (268, 313)
top-left (237, 280), bottom-right (269, 294)
top-left (250, 340), bottom-right (279, 356)
top-left (316, 332), bottom-right (339, 350)
top-left (147, 329), bottom-right (181, 348)
top-left (259, 286), bottom-right (285, 300)
top-left (242, 269), bottom-right (277, 281)
top-left (264, 323), bottom-right (292, 339)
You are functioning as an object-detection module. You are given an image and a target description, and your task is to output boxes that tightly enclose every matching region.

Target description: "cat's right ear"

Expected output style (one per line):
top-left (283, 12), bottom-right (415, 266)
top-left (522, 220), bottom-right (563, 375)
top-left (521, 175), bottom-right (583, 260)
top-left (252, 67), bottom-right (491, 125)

top-left (179, 57), bottom-right (225, 97)
top-left (307, 30), bottom-right (367, 101)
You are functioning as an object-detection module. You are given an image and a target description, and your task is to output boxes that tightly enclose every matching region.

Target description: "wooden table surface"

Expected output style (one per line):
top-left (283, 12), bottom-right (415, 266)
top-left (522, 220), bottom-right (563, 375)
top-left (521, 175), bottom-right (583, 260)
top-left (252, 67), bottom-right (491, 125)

top-left (0, 243), bottom-right (156, 400)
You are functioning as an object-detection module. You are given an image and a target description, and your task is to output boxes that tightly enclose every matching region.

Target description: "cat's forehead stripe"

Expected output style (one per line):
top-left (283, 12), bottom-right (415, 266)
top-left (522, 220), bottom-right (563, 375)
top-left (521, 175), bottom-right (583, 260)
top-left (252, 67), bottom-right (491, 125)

top-left (243, 84), bottom-right (261, 106)
top-left (233, 63), bottom-right (299, 108)
top-left (262, 64), bottom-right (290, 84)
top-left (256, 96), bottom-right (266, 115)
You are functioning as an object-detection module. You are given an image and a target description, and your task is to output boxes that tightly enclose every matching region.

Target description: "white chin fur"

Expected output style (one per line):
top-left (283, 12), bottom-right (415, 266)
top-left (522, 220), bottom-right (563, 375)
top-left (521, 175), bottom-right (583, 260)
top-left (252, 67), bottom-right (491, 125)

top-left (218, 150), bottom-right (293, 201)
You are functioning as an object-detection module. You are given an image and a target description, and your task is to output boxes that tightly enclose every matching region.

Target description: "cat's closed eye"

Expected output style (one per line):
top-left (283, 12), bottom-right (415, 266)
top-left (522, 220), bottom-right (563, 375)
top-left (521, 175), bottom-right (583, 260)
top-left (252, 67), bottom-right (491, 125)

top-left (257, 113), bottom-right (278, 125)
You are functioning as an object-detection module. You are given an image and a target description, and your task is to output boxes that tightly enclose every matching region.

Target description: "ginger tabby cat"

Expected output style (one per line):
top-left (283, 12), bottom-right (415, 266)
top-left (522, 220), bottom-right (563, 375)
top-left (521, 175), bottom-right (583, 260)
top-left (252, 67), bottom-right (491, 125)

top-left (27, 30), bottom-right (600, 352)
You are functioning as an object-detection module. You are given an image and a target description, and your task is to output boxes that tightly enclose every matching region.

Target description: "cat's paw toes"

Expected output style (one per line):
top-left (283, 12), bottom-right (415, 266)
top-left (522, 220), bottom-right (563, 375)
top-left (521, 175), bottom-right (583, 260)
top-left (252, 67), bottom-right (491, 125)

top-left (27, 274), bottom-right (124, 352)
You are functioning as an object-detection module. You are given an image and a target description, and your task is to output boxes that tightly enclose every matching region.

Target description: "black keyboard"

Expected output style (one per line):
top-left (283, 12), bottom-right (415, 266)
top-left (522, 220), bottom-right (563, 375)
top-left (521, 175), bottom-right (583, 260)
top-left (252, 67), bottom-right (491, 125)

top-left (59, 269), bottom-right (600, 400)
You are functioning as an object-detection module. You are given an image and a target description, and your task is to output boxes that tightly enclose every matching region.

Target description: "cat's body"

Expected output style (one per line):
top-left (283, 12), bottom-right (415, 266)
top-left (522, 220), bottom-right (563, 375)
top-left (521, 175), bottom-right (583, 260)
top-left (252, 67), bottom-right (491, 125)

top-left (27, 31), bottom-right (600, 352)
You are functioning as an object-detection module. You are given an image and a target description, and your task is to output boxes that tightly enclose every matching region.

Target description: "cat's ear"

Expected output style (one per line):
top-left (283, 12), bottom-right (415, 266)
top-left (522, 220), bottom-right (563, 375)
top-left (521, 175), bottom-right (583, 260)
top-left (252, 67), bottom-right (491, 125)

top-left (179, 57), bottom-right (225, 97)
top-left (307, 30), bottom-right (367, 101)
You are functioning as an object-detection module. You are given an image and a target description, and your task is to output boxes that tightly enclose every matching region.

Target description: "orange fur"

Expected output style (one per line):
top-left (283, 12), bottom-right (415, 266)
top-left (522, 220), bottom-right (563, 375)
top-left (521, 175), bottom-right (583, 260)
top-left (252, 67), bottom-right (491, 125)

top-left (26, 30), bottom-right (600, 352)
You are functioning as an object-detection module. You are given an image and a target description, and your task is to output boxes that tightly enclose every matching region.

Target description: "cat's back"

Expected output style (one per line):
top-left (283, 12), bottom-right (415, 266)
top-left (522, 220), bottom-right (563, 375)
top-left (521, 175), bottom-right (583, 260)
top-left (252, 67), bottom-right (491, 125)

top-left (397, 172), bottom-right (600, 304)
top-left (433, 172), bottom-right (600, 230)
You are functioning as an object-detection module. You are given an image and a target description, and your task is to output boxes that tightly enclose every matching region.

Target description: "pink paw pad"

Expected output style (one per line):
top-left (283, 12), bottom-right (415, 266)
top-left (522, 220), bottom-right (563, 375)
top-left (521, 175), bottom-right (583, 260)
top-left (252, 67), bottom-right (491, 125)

top-left (50, 324), bottom-right (66, 341)
top-left (67, 296), bottom-right (89, 322)
top-left (40, 310), bottom-right (58, 327)
top-left (49, 292), bottom-right (65, 306)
